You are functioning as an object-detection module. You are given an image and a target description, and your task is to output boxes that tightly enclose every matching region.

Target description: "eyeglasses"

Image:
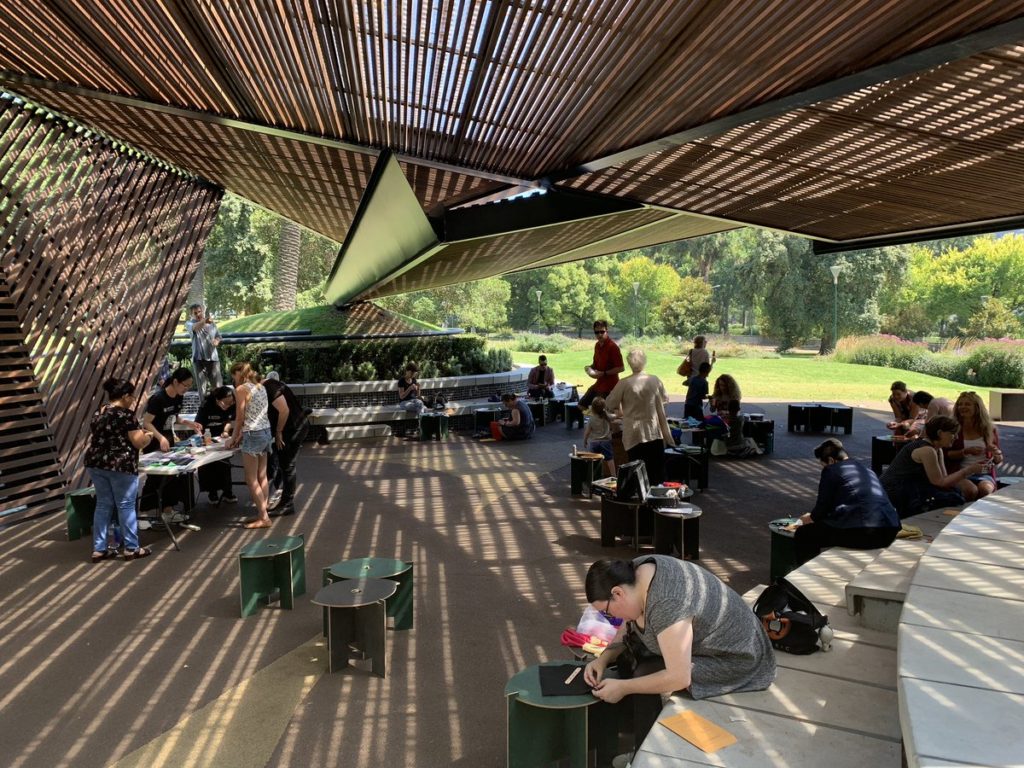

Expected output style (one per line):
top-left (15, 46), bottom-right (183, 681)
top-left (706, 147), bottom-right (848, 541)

top-left (593, 329), bottom-right (607, 335)
top-left (598, 594), bottom-right (614, 621)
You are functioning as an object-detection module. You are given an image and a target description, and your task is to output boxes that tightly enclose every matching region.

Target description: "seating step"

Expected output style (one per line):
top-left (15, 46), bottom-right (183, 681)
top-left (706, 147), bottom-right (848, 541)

top-left (845, 539), bottom-right (929, 632)
top-left (324, 424), bottom-right (392, 442)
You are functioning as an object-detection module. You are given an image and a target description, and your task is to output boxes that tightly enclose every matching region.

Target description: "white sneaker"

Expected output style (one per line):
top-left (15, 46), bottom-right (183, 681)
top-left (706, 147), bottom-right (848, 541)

top-left (165, 511), bottom-right (189, 523)
top-left (611, 752), bottom-right (634, 768)
top-left (268, 489), bottom-right (283, 510)
top-left (138, 519), bottom-right (153, 531)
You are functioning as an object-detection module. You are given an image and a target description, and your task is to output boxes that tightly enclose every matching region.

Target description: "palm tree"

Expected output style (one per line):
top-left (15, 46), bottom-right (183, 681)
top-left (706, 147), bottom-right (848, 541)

top-left (272, 219), bottom-right (301, 311)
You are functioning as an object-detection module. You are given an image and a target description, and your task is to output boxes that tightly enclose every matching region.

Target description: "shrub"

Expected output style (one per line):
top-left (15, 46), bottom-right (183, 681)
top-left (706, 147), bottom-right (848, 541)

top-left (167, 334), bottom-right (511, 383)
top-left (355, 361), bottom-right (378, 381)
top-left (962, 343), bottom-right (1024, 388)
top-left (511, 332), bottom-right (573, 353)
top-left (833, 335), bottom-right (931, 370)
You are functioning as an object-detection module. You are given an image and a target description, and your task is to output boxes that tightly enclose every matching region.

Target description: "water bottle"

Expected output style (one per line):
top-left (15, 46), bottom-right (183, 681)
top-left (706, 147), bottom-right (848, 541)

top-left (204, 428), bottom-right (213, 446)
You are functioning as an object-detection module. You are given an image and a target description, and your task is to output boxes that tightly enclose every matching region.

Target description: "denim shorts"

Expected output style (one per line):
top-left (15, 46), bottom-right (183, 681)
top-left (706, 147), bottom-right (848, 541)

top-left (588, 439), bottom-right (613, 460)
top-left (241, 428), bottom-right (273, 456)
top-left (967, 473), bottom-right (996, 485)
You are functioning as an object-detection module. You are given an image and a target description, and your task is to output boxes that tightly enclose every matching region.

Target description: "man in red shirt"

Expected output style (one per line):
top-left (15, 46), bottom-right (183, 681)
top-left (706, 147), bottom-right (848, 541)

top-left (579, 320), bottom-right (625, 409)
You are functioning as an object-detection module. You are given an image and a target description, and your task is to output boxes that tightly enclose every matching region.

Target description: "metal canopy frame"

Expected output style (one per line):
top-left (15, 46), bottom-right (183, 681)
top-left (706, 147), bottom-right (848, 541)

top-left (3, 2), bottom-right (1024, 298)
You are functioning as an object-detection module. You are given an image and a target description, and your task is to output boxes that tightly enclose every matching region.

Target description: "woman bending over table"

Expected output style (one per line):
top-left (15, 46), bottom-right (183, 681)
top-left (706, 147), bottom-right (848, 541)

top-left (84, 377), bottom-right (154, 561)
top-left (226, 362), bottom-right (273, 528)
top-left (583, 556), bottom-right (775, 742)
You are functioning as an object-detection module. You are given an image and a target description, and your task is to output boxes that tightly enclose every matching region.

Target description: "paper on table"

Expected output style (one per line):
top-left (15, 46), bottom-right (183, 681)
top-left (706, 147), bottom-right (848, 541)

top-left (658, 710), bottom-right (737, 753)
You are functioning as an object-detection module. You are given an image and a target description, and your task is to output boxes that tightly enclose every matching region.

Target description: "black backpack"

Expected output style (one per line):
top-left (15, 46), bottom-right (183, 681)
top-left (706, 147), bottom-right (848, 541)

top-left (753, 577), bottom-right (831, 655)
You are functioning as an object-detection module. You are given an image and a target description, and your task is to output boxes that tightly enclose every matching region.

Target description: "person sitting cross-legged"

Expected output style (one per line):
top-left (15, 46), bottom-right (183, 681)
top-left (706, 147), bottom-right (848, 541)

top-left (489, 393), bottom-right (535, 440)
top-left (793, 438), bottom-right (901, 566)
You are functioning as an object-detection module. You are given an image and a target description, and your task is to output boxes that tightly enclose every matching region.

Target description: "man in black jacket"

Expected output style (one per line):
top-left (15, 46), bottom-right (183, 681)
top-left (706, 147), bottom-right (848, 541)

top-left (264, 375), bottom-right (310, 517)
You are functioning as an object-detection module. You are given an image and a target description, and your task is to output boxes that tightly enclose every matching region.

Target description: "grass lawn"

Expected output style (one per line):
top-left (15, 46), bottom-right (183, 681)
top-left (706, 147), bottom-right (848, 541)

top-left (517, 349), bottom-right (987, 411)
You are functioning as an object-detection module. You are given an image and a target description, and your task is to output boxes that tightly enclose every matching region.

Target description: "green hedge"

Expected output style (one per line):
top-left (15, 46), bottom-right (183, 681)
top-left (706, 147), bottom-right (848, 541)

top-left (169, 336), bottom-right (513, 383)
top-left (833, 336), bottom-right (1024, 388)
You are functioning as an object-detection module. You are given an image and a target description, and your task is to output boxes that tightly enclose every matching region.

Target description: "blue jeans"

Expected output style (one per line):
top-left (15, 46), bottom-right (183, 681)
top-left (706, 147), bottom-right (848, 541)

top-left (88, 467), bottom-right (140, 552)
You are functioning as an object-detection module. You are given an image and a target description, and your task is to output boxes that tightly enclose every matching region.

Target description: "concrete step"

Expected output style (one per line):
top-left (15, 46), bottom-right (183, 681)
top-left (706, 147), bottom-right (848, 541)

top-left (324, 424), bottom-right (392, 442)
top-left (845, 539), bottom-right (929, 632)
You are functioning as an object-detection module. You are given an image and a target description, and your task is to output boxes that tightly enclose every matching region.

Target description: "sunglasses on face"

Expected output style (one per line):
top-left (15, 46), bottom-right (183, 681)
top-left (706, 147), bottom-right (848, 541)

top-left (593, 329), bottom-right (606, 335)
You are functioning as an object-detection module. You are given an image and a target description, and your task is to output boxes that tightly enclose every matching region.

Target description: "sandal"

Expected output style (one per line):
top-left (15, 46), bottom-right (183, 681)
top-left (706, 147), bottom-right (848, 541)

top-left (91, 548), bottom-right (117, 563)
top-left (123, 546), bottom-right (152, 561)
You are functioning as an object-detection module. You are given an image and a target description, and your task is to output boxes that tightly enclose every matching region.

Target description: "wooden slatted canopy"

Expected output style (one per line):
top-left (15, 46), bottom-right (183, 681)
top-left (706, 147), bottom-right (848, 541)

top-left (3, 1), bottom-right (1024, 302)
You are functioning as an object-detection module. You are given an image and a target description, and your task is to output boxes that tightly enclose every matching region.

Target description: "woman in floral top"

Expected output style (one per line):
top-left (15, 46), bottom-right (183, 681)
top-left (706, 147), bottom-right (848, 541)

top-left (84, 377), bottom-right (153, 561)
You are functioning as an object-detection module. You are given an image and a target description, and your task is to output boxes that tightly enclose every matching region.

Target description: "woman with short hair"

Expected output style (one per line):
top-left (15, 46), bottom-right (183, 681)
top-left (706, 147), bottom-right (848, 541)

top-left (605, 349), bottom-right (674, 485)
top-left (84, 377), bottom-right (154, 561)
top-left (583, 557), bottom-right (775, 745)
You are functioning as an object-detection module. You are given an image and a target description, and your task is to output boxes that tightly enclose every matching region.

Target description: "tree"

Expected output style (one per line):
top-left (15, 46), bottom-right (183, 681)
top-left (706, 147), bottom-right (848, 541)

top-left (964, 296), bottom-right (1022, 339)
top-left (608, 257), bottom-right (682, 335)
top-left (272, 220), bottom-right (301, 311)
top-left (656, 277), bottom-right (716, 339)
top-left (202, 196), bottom-right (277, 316)
top-left (540, 263), bottom-right (602, 337)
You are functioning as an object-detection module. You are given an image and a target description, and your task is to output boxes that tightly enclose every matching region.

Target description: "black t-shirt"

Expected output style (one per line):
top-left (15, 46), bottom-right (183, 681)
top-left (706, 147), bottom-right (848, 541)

top-left (396, 376), bottom-right (418, 401)
top-left (145, 387), bottom-right (183, 442)
top-left (264, 379), bottom-right (305, 433)
top-left (195, 395), bottom-right (236, 437)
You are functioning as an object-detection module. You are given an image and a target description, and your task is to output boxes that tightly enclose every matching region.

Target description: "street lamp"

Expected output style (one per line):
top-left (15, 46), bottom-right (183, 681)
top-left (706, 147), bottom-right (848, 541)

top-left (829, 265), bottom-right (843, 349)
top-left (632, 281), bottom-right (640, 336)
top-left (535, 289), bottom-right (542, 330)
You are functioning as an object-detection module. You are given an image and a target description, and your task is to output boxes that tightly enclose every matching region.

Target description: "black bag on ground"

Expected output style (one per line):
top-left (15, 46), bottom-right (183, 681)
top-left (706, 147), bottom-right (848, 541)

top-left (753, 577), bottom-right (830, 655)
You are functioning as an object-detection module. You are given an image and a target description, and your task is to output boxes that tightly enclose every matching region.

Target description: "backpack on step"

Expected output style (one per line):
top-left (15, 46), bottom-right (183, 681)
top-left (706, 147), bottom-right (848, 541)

top-left (753, 577), bottom-right (831, 655)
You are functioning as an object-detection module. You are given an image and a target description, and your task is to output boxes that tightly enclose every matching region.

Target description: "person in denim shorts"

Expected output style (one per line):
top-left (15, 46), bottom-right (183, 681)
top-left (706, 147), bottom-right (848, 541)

top-left (227, 361), bottom-right (273, 528)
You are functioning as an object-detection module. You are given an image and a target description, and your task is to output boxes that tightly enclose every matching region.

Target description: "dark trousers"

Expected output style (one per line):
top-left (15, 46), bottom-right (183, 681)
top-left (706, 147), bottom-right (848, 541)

top-left (140, 474), bottom-right (185, 511)
top-left (794, 523), bottom-right (900, 566)
top-left (579, 385), bottom-right (611, 409)
top-left (684, 402), bottom-right (704, 422)
top-left (627, 439), bottom-right (666, 486)
top-left (198, 459), bottom-right (233, 496)
top-left (270, 418), bottom-right (309, 505)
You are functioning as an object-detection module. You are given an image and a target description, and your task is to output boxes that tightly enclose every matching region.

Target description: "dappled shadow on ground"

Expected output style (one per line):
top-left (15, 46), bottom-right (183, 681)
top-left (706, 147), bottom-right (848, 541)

top-left (1, 405), bottom-right (1020, 767)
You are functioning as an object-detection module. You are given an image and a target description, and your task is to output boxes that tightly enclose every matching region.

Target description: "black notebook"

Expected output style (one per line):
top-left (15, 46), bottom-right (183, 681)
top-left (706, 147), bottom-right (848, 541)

top-left (538, 664), bottom-right (591, 696)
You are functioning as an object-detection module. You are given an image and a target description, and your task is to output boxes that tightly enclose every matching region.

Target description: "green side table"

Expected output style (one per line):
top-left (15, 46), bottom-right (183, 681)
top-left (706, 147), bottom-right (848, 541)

top-left (418, 412), bottom-right (449, 440)
top-left (505, 662), bottom-right (620, 768)
top-left (570, 453), bottom-right (604, 496)
top-left (312, 578), bottom-right (397, 676)
top-left (65, 487), bottom-right (97, 541)
top-left (325, 557), bottom-right (414, 631)
top-left (238, 534), bottom-right (306, 617)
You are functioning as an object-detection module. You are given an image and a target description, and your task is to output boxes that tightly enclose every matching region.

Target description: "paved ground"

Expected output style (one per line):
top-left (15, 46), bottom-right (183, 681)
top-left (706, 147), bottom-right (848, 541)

top-left (2, 399), bottom-right (1021, 768)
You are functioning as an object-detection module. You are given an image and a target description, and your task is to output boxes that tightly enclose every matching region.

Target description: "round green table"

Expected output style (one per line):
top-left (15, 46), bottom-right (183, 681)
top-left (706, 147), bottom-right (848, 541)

top-left (325, 557), bottom-right (413, 630)
top-left (312, 578), bottom-right (397, 676)
top-left (505, 661), bottom-right (621, 768)
top-left (238, 534), bottom-right (306, 617)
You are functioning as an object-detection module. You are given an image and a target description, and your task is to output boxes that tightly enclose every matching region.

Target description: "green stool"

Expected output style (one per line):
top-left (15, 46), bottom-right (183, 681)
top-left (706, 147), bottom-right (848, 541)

top-left (505, 662), bottom-right (620, 768)
top-left (418, 412), bottom-right (449, 440)
top-left (324, 557), bottom-right (413, 631)
top-left (238, 535), bottom-right (306, 617)
top-left (65, 487), bottom-right (97, 541)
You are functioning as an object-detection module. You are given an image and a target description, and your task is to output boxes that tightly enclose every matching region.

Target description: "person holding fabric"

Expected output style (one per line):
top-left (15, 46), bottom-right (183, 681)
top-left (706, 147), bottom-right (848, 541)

top-left (490, 392), bottom-right (535, 440)
top-left (886, 381), bottom-right (914, 432)
top-left (583, 556), bottom-right (775, 742)
top-left (226, 361), bottom-right (273, 529)
top-left (140, 367), bottom-right (200, 520)
top-left (264, 375), bottom-right (310, 516)
top-left (946, 391), bottom-right (1002, 502)
top-left (194, 385), bottom-right (237, 505)
top-left (792, 438), bottom-right (901, 565)
top-left (185, 303), bottom-right (222, 397)
top-left (85, 377), bottom-right (154, 561)
top-left (579, 320), bottom-right (624, 409)
top-left (604, 349), bottom-right (674, 486)
top-left (527, 355), bottom-right (555, 400)
top-left (880, 415), bottom-right (987, 518)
